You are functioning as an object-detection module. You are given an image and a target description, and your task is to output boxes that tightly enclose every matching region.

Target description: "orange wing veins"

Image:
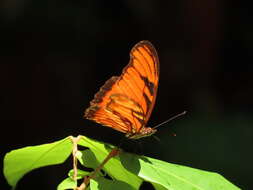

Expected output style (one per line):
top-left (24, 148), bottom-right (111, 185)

top-left (84, 40), bottom-right (160, 139)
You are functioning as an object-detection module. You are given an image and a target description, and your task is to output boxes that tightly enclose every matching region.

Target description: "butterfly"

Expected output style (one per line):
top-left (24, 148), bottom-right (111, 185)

top-left (84, 41), bottom-right (159, 139)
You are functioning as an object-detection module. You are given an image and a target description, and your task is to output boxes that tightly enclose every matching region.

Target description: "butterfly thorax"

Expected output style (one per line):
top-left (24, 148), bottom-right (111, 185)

top-left (126, 127), bottom-right (157, 139)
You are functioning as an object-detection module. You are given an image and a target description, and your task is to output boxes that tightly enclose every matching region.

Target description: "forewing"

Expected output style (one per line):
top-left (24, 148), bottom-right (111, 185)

top-left (120, 41), bottom-right (159, 124)
top-left (84, 41), bottom-right (159, 133)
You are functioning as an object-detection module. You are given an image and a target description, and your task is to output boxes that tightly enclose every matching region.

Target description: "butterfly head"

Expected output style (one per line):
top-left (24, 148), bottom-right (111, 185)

top-left (126, 127), bottom-right (157, 139)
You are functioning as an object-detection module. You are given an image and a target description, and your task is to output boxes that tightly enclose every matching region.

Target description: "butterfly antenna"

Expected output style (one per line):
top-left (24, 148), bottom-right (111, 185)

top-left (153, 111), bottom-right (187, 129)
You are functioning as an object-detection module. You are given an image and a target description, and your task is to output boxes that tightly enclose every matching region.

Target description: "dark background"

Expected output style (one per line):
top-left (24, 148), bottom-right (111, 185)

top-left (1, 0), bottom-right (252, 189)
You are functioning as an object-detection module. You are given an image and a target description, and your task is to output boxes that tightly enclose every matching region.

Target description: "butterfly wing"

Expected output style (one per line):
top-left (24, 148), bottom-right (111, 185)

top-left (84, 41), bottom-right (159, 135)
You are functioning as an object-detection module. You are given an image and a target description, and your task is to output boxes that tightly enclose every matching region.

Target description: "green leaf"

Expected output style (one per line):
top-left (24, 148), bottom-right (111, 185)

top-left (68, 169), bottom-right (90, 180)
top-left (152, 183), bottom-right (168, 190)
top-left (3, 135), bottom-right (241, 190)
top-left (119, 152), bottom-right (241, 190)
top-left (78, 135), bottom-right (241, 190)
top-left (57, 177), bottom-right (77, 190)
top-left (75, 150), bottom-right (84, 165)
top-left (90, 177), bottom-right (135, 190)
top-left (77, 136), bottom-right (142, 189)
top-left (78, 149), bottom-right (104, 177)
top-left (4, 136), bottom-right (73, 188)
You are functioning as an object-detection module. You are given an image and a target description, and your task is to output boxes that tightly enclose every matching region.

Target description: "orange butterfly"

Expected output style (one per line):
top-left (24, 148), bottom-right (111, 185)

top-left (84, 41), bottom-right (159, 139)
